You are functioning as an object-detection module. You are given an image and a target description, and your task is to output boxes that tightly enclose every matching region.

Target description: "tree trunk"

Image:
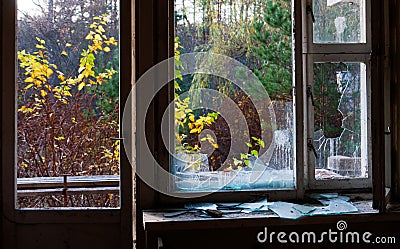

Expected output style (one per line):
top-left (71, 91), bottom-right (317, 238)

top-left (48, 0), bottom-right (54, 23)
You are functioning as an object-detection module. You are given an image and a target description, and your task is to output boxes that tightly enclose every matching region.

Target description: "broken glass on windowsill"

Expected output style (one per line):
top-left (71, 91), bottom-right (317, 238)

top-left (162, 193), bottom-right (368, 219)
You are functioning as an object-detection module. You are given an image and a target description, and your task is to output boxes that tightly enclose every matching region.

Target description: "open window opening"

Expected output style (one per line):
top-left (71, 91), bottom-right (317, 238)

top-left (16, 0), bottom-right (121, 208)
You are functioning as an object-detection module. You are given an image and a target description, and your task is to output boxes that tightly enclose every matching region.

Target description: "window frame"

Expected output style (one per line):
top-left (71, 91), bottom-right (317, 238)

top-left (306, 53), bottom-right (372, 190)
top-left (304, 0), bottom-right (374, 190)
top-left (152, 0), bottom-right (380, 204)
top-left (1, 0), bottom-right (133, 226)
top-left (147, 0), bottom-right (306, 204)
top-left (133, 0), bottom-right (387, 244)
top-left (305, 0), bottom-right (372, 54)
top-left (134, 0), bottom-right (386, 208)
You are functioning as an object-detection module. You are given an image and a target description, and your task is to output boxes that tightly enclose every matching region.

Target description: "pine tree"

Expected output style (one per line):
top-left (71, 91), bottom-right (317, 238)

top-left (251, 0), bottom-right (292, 101)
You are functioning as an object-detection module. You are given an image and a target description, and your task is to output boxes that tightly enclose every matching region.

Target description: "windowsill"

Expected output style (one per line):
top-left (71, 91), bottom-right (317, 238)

top-left (143, 196), bottom-right (379, 233)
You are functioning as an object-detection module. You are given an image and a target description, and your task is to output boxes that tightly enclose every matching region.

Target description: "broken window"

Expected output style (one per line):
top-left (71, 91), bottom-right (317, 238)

top-left (306, 0), bottom-right (372, 189)
top-left (313, 61), bottom-right (369, 180)
top-left (172, 0), bottom-right (296, 192)
top-left (171, 0), bottom-right (372, 194)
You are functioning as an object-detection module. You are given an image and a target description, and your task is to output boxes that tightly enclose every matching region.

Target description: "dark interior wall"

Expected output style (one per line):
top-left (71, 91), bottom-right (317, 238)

top-left (390, 0), bottom-right (400, 199)
top-left (153, 220), bottom-right (400, 249)
top-left (2, 216), bottom-right (121, 249)
top-left (15, 223), bottom-right (121, 249)
top-left (0, 0), bottom-right (3, 245)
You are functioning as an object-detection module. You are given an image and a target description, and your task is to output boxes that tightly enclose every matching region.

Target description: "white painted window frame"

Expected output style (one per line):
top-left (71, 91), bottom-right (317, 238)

top-left (304, 0), bottom-right (372, 54)
top-left (306, 54), bottom-right (372, 189)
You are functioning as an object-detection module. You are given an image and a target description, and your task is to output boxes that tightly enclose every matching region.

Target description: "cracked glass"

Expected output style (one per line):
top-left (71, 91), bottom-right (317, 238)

top-left (313, 62), bottom-right (368, 180)
top-left (172, 0), bottom-right (296, 191)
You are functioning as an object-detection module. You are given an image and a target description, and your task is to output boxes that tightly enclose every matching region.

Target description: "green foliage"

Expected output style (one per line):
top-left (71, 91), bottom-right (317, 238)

top-left (91, 48), bottom-right (120, 114)
top-left (313, 63), bottom-right (344, 138)
top-left (232, 136), bottom-right (266, 169)
top-left (174, 37), bottom-right (220, 154)
top-left (251, 0), bottom-right (292, 101)
top-left (174, 1), bottom-right (288, 171)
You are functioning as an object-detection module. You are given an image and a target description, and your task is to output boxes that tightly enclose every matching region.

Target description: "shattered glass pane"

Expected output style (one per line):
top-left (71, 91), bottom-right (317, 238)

top-left (313, 62), bottom-right (368, 180)
top-left (313, 0), bottom-right (366, 43)
top-left (184, 203), bottom-right (218, 210)
top-left (173, 0), bottom-right (296, 192)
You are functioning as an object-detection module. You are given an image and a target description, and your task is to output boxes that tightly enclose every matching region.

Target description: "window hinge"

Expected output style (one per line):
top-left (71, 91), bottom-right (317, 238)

top-left (306, 85), bottom-right (315, 106)
top-left (306, 4), bottom-right (316, 23)
top-left (307, 138), bottom-right (318, 159)
top-left (292, 86), bottom-right (296, 96)
top-left (384, 126), bottom-right (391, 135)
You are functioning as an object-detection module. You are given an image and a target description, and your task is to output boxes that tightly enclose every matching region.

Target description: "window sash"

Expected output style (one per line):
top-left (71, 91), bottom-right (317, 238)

top-left (149, 0), bottom-right (305, 202)
top-left (302, 0), bottom-right (373, 190)
top-left (304, 0), bottom-right (372, 54)
top-left (306, 53), bottom-right (372, 189)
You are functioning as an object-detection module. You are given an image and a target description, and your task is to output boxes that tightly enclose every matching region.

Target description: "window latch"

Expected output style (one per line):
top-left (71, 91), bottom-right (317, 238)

top-left (110, 137), bottom-right (125, 140)
top-left (306, 85), bottom-right (315, 106)
top-left (307, 138), bottom-right (318, 159)
top-left (306, 5), bottom-right (316, 23)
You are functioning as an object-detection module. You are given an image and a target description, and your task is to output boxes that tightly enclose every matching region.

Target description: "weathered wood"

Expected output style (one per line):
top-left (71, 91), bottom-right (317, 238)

top-left (17, 175), bottom-right (120, 190)
top-left (371, 0), bottom-right (386, 211)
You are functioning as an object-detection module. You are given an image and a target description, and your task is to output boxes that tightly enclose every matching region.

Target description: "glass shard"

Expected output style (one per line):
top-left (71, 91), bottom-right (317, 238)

top-left (269, 202), bottom-right (305, 219)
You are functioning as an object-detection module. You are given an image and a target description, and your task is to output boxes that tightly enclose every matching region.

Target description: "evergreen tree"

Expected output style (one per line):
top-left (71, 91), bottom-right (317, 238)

top-left (251, 0), bottom-right (292, 101)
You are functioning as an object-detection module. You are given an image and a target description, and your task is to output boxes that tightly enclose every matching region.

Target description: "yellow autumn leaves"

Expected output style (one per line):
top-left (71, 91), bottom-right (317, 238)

top-left (85, 15), bottom-right (117, 54)
top-left (18, 14), bottom-right (118, 112)
top-left (174, 37), bottom-right (220, 153)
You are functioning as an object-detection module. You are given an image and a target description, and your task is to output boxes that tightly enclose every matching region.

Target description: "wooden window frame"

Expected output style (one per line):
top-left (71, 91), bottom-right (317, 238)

top-left (135, 0), bottom-right (388, 207)
top-left (136, 0), bottom-right (305, 207)
top-left (305, 0), bottom-right (372, 54)
top-left (302, 0), bottom-right (383, 192)
top-left (133, 0), bottom-right (387, 246)
top-left (306, 54), bottom-right (372, 190)
top-left (1, 1), bottom-right (134, 238)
